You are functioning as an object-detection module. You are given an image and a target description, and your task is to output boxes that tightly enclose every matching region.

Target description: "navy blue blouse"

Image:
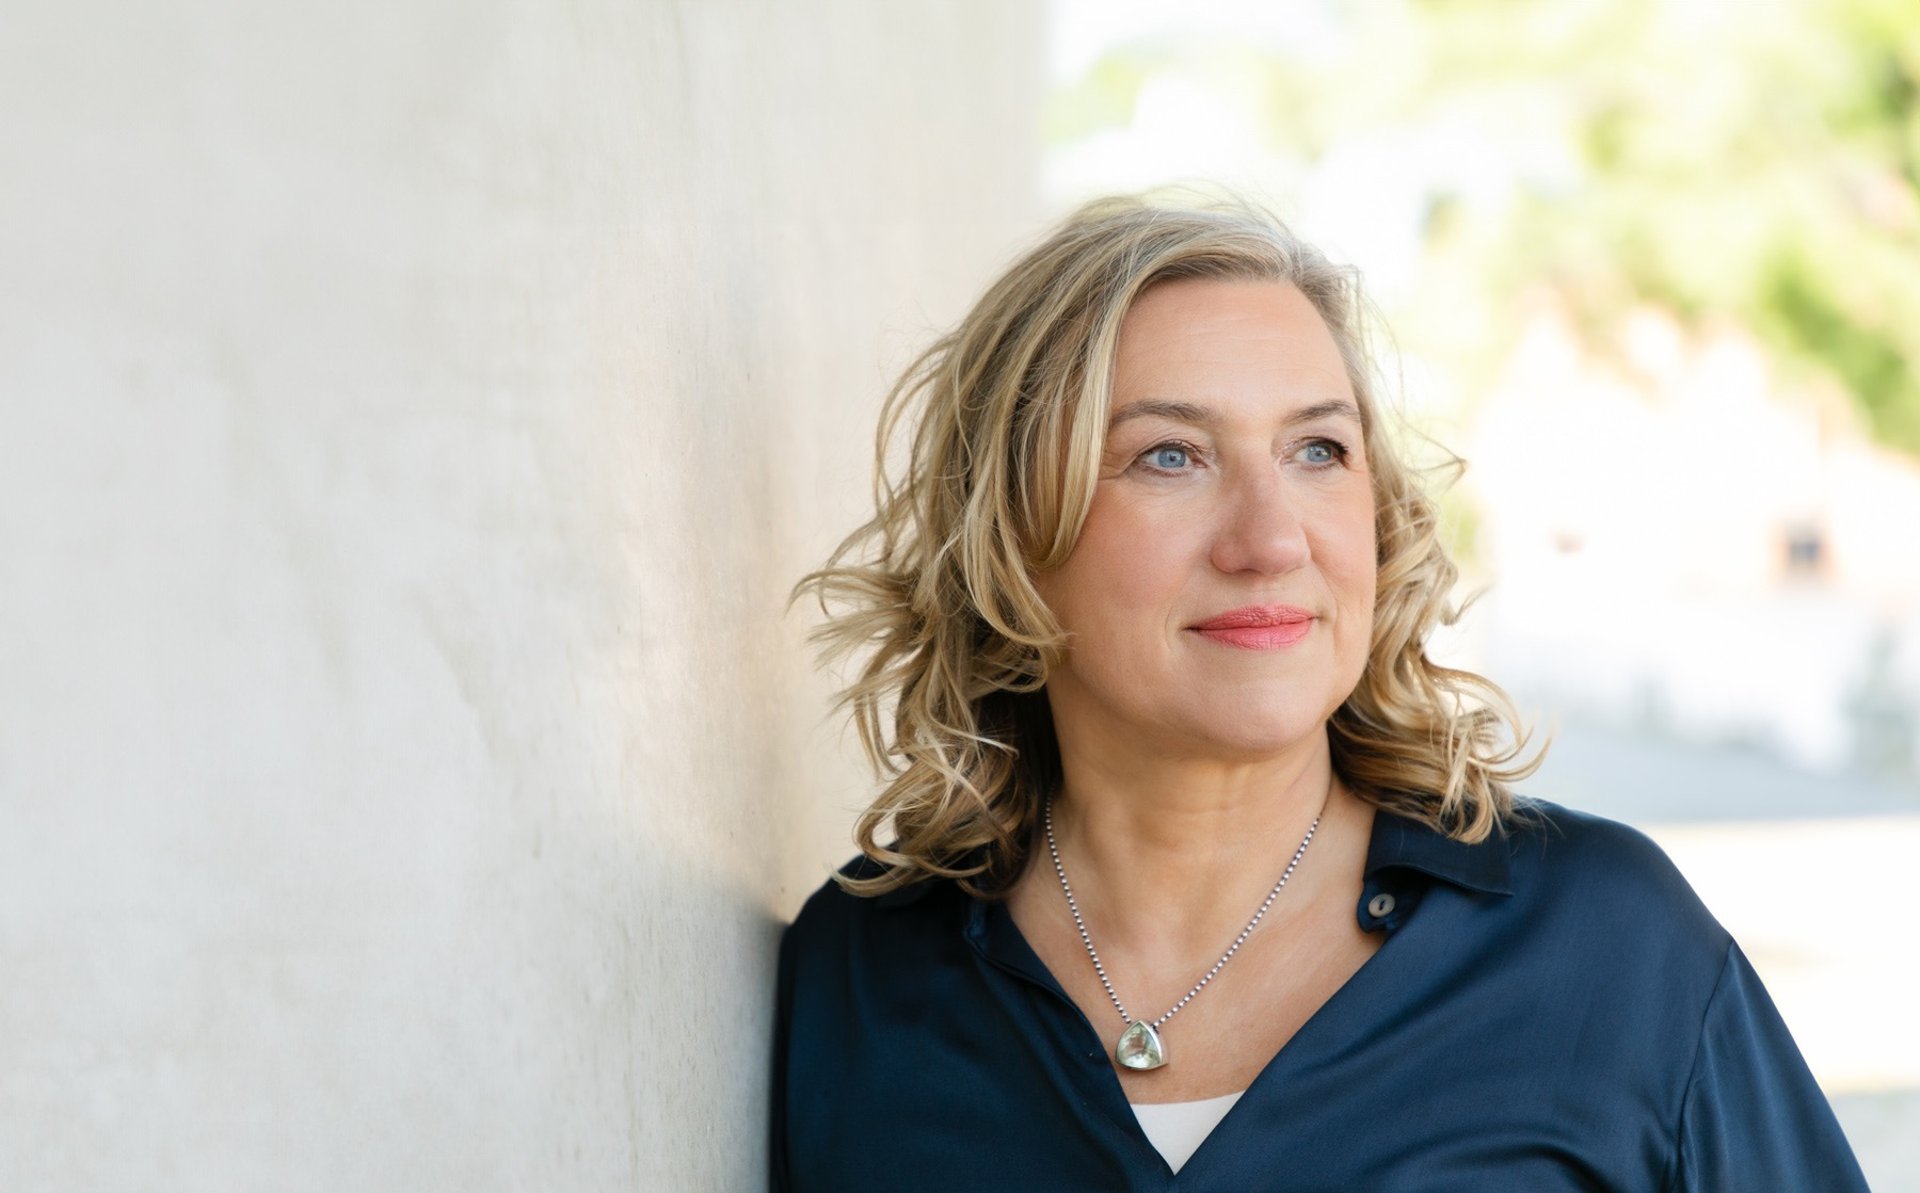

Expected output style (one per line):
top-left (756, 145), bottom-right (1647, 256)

top-left (770, 800), bottom-right (1868, 1191)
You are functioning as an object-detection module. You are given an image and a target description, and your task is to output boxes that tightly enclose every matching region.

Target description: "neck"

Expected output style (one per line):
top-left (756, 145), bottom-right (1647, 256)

top-left (1043, 730), bottom-right (1342, 961)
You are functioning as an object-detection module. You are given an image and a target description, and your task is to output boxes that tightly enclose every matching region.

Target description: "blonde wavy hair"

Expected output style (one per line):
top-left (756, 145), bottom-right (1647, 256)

top-left (793, 193), bottom-right (1541, 898)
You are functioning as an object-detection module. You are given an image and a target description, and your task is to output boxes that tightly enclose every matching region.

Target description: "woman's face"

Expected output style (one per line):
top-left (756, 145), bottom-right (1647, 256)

top-left (1033, 277), bottom-right (1378, 763)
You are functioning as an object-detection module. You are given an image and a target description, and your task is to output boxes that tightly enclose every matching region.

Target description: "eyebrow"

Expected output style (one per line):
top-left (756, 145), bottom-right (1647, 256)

top-left (1107, 397), bottom-right (1363, 431)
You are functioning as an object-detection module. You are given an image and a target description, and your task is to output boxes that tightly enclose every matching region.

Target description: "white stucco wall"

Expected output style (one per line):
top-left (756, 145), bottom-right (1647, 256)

top-left (0, 3), bottom-right (1038, 1188)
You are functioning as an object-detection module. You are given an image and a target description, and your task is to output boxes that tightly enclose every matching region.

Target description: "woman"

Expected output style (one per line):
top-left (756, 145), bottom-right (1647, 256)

top-left (773, 195), bottom-right (1867, 1191)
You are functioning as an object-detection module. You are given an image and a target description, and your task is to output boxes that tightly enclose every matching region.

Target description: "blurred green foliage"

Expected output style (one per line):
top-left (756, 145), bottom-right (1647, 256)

top-left (1049, 0), bottom-right (1920, 454)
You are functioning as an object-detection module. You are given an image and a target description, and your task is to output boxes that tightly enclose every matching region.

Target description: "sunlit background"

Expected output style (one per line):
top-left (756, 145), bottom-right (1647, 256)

top-left (1045, 0), bottom-right (1919, 1184)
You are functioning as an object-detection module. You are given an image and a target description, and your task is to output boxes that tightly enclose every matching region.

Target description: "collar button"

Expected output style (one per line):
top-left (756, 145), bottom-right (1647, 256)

top-left (1367, 892), bottom-right (1397, 919)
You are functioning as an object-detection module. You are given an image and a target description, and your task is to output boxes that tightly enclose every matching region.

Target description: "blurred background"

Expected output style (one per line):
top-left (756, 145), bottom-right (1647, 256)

top-left (1, 0), bottom-right (1912, 1188)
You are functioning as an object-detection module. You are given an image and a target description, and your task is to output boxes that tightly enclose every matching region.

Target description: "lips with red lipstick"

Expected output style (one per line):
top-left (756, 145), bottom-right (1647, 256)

top-left (1188, 605), bottom-right (1315, 650)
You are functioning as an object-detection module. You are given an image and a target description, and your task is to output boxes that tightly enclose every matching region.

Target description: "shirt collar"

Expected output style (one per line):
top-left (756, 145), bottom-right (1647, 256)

top-left (1364, 806), bottom-right (1513, 897)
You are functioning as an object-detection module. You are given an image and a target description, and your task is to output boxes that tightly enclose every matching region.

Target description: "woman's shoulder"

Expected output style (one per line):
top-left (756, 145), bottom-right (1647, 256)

top-left (783, 854), bottom-right (964, 960)
top-left (1499, 795), bottom-right (1729, 950)
top-left (1504, 795), bottom-right (1685, 872)
top-left (1505, 794), bottom-right (1680, 865)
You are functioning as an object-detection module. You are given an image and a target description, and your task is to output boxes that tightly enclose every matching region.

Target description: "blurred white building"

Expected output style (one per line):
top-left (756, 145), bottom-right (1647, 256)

top-left (1466, 303), bottom-right (1920, 777)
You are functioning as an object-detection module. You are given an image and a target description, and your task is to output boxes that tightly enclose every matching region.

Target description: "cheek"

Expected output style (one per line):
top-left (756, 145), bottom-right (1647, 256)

top-left (1041, 496), bottom-right (1188, 637)
top-left (1316, 489), bottom-right (1378, 578)
top-left (1342, 505), bottom-right (1380, 652)
top-left (1318, 493), bottom-right (1379, 637)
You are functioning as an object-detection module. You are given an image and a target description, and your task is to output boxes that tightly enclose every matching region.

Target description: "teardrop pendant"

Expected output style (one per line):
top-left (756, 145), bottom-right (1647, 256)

top-left (1115, 1020), bottom-right (1167, 1071)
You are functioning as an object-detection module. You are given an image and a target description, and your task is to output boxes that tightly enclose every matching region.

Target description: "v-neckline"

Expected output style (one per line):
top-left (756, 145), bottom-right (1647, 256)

top-left (970, 811), bottom-right (1416, 1177)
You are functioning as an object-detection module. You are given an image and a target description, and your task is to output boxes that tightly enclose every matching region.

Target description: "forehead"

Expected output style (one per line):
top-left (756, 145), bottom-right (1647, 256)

top-left (1109, 278), bottom-right (1354, 424)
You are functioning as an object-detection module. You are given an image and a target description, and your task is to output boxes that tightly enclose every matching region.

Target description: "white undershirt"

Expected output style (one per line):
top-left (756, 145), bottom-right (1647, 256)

top-left (1129, 1089), bottom-right (1246, 1174)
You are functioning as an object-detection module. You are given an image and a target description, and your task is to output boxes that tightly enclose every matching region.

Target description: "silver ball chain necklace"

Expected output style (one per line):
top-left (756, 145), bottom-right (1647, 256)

top-left (1043, 795), bottom-right (1322, 1072)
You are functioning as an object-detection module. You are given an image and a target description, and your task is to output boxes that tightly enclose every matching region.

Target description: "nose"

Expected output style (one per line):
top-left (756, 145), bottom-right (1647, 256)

top-left (1209, 465), bottom-right (1311, 576)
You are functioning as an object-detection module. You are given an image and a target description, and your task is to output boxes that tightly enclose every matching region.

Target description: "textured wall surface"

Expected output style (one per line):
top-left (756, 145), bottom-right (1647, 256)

top-left (0, 3), bottom-right (1037, 1188)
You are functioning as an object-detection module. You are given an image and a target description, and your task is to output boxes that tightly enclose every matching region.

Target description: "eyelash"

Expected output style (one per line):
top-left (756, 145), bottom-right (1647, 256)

top-left (1134, 437), bottom-right (1352, 475)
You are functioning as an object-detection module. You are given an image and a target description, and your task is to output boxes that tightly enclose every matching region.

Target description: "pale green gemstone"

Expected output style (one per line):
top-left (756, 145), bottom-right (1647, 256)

top-left (1115, 1020), bottom-right (1167, 1070)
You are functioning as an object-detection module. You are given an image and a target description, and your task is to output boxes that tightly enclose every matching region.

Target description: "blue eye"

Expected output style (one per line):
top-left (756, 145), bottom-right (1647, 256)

top-left (1147, 445), bottom-right (1192, 470)
top-left (1299, 439), bottom-right (1346, 466)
